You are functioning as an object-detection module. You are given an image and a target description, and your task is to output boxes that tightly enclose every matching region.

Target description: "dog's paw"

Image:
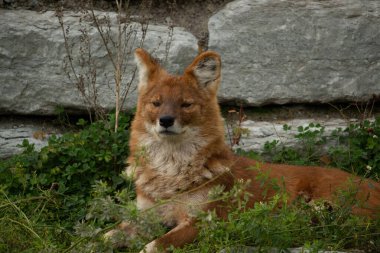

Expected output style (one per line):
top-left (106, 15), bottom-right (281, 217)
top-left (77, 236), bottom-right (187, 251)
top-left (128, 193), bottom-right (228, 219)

top-left (103, 221), bottom-right (138, 248)
top-left (103, 228), bottom-right (129, 248)
top-left (139, 240), bottom-right (158, 253)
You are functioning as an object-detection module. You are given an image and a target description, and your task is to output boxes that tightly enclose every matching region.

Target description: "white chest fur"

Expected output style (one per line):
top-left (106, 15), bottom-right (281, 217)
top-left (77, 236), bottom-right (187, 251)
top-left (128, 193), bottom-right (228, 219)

top-left (131, 128), bottom-right (218, 200)
top-left (139, 128), bottom-right (207, 176)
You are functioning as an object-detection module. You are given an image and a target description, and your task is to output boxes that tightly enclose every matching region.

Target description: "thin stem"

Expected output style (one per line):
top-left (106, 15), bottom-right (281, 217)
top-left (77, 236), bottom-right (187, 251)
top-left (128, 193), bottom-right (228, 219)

top-left (90, 10), bottom-right (117, 70)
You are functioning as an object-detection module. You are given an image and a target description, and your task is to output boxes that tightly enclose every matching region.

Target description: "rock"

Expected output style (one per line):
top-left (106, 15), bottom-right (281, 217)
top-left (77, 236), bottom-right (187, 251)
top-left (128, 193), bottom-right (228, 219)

top-left (0, 118), bottom-right (61, 159)
top-left (0, 115), bottom-right (352, 159)
top-left (232, 118), bottom-right (353, 152)
top-left (209, 0), bottom-right (380, 106)
top-left (2, 2), bottom-right (380, 116)
top-left (0, 127), bottom-right (46, 158)
top-left (0, 9), bottom-right (198, 115)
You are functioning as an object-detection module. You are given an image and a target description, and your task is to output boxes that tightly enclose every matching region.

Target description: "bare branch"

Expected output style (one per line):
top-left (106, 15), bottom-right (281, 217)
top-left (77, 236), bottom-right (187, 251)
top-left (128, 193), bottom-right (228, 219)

top-left (90, 9), bottom-right (117, 70)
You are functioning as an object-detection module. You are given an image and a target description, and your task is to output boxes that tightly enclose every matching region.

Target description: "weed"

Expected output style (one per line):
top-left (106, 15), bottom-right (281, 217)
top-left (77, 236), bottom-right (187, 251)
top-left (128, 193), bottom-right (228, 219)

top-left (56, 0), bottom-right (173, 132)
top-left (226, 106), bottom-right (250, 147)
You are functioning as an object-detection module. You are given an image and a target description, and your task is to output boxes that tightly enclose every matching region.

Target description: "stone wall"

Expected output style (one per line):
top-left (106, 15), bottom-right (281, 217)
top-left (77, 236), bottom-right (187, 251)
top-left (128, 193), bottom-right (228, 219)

top-left (1, 0), bottom-right (380, 116)
top-left (1, 0), bottom-right (380, 157)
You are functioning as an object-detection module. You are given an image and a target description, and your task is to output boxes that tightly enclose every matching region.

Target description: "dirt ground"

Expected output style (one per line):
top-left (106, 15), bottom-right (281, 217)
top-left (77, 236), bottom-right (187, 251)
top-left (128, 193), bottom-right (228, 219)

top-left (0, 0), bottom-right (232, 45)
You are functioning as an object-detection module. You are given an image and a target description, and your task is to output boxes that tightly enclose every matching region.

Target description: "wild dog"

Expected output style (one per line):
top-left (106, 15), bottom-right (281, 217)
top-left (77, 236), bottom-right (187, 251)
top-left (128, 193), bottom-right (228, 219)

top-left (106, 48), bottom-right (380, 253)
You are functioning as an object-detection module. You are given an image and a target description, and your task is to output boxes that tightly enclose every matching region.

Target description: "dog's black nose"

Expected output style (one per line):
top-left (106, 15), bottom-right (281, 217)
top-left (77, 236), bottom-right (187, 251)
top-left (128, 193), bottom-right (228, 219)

top-left (159, 116), bottom-right (175, 128)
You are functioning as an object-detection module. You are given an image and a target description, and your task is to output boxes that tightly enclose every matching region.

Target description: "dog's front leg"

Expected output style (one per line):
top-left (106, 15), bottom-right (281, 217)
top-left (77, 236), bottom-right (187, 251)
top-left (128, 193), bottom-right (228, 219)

top-left (139, 218), bottom-right (198, 253)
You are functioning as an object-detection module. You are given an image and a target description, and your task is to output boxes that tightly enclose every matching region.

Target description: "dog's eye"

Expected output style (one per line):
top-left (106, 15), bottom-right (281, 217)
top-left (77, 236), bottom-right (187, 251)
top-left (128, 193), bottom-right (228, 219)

top-left (181, 102), bottom-right (193, 108)
top-left (152, 101), bottom-right (161, 107)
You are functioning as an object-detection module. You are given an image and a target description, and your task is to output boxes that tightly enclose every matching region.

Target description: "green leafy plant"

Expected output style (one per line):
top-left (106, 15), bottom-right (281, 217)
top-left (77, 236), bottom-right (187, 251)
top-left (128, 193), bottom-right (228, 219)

top-left (328, 118), bottom-right (380, 180)
top-left (260, 118), bottom-right (380, 180)
top-left (262, 123), bottom-right (327, 166)
top-left (0, 113), bottom-right (132, 224)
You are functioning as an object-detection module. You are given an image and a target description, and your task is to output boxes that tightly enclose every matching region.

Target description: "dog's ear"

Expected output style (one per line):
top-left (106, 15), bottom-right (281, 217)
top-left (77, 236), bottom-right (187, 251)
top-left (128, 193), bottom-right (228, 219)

top-left (135, 48), bottom-right (160, 91)
top-left (185, 51), bottom-right (221, 94)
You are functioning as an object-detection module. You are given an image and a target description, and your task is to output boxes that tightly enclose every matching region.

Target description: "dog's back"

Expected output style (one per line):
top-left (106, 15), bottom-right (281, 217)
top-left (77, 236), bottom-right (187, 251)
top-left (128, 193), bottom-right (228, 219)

top-left (232, 155), bottom-right (380, 216)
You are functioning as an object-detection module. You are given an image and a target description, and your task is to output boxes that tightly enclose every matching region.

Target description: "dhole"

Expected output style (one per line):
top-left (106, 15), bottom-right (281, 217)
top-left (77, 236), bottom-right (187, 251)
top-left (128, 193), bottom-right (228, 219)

top-left (107, 48), bottom-right (380, 253)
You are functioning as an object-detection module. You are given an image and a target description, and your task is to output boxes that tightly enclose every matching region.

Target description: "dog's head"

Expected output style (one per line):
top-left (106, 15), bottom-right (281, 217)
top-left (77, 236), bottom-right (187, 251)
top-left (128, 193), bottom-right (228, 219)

top-left (133, 48), bottom-right (223, 139)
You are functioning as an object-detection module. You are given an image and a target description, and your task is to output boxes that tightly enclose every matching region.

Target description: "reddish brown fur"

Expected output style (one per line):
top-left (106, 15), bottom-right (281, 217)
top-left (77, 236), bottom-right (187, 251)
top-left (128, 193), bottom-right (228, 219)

top-left (107, 49), bottom-right (380, 253)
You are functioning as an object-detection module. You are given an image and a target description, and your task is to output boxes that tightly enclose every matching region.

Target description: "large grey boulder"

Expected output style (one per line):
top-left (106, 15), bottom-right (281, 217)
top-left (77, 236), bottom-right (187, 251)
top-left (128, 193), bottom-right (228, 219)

top-left (0, 10), bottom-right (198, 115)
top-left (209, 0), bottom-right (380, 105)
